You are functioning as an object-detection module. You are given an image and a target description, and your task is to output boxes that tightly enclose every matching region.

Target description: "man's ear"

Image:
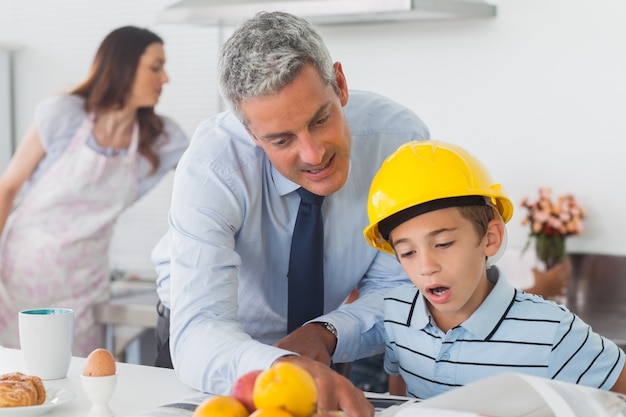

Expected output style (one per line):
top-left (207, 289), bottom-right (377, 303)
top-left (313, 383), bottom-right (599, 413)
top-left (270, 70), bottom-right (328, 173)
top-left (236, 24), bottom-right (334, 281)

top-left (333, 62), bottom-right (349, 106)
top-left (484, 219), bottom-right (505, 257)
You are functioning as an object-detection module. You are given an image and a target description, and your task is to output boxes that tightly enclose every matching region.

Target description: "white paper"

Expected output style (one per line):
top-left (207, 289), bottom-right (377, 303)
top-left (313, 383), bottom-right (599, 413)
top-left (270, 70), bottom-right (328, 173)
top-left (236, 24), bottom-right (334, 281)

top-left (391, 373), bottom-right (626, 417)
top-left (128, 373), bottom-right (626, 417)
top-left (128, 393), bottom-right (209, 416)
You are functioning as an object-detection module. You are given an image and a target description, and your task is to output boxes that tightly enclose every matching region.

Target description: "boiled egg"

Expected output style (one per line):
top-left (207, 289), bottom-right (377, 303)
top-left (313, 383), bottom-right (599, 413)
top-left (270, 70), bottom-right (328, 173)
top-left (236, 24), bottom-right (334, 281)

top-left (83, 348), bottom-right (116, 376)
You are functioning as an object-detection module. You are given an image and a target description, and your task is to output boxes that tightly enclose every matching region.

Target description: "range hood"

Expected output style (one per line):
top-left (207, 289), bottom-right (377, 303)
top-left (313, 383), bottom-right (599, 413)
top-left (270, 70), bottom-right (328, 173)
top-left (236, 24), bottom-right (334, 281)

top-left (158, 0), bottom-right (497, 26)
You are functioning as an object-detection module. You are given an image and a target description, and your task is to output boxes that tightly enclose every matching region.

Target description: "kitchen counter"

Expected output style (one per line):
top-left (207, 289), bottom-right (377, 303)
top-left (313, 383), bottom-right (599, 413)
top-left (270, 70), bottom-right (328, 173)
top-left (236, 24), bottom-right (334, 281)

top-left (94, 279), bottom-right (159, 364)
top-left (568, 253), bottom-right (626, 348)
top-left (95, 284), bottom-right (158, 328)
top-left (0, 347), bottom-right (200, 416)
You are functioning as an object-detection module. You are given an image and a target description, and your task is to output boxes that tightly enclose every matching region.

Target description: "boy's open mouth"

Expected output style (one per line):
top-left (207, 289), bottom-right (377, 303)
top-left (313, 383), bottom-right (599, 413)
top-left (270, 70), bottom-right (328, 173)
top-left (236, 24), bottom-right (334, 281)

top-left (430, 286), bottom-right (449, 297)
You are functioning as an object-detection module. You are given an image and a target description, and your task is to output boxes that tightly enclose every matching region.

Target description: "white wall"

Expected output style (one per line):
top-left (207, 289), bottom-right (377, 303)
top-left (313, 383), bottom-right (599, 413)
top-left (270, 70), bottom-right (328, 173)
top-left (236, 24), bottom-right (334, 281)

top-left (0, 0), bottom-right (625, 274)
top-left (316, 0), bottom-right (626, 256)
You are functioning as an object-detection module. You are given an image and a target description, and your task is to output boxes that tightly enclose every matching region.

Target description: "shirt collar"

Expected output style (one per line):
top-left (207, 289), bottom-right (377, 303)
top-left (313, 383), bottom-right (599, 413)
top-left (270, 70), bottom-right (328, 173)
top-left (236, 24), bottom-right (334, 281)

top-left (409, 267), bottom-right (516, 339)
top-left (271, 162), bottom-right (299, 197)
top-left (269, 152), bottom-right (355, 198)
top-left (409, 290), bottom-right (432, 329)
top-left (462, 267), bottom-right (517, 339)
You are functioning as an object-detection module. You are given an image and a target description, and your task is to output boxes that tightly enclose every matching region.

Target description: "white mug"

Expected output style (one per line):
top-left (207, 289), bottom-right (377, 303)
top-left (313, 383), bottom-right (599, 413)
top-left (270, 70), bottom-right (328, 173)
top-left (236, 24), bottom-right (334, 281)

top-left (18, 308), bottom-right (74, 380)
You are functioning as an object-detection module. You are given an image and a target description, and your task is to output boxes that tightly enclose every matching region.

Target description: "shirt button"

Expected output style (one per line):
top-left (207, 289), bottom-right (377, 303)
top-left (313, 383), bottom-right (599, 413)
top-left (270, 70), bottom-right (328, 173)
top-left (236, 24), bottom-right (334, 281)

top-left (441, 353), bottom-right (450, 360)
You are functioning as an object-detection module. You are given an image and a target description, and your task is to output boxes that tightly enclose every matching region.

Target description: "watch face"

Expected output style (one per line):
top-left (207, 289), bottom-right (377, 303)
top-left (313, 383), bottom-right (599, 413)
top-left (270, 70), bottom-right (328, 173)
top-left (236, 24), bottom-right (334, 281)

top-left (325, 322), bottom-right (337, 337)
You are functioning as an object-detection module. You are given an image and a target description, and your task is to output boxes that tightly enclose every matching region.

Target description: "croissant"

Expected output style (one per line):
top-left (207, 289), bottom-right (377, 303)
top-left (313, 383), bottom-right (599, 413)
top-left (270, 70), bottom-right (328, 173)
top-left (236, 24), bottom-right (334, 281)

top-left (0, 372), bottom-right (46, 407)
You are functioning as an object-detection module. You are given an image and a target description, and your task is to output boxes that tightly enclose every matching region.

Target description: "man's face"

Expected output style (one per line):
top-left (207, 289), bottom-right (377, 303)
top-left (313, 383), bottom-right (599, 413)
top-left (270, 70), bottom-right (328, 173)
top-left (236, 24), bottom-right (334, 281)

top-left (239, 62), bottom-right (351, 197)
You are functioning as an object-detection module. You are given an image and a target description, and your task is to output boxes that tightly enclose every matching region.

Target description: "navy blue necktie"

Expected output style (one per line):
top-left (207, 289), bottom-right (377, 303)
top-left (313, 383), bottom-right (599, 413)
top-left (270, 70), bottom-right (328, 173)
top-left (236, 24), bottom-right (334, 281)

top-left (287, 188), bottom-right (325, 333)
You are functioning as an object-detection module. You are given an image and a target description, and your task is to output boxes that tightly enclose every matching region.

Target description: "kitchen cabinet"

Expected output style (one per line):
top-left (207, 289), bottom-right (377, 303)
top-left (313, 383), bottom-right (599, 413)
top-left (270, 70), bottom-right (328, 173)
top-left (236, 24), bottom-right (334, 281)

top-left (160, 0), bottom-right (497, 26)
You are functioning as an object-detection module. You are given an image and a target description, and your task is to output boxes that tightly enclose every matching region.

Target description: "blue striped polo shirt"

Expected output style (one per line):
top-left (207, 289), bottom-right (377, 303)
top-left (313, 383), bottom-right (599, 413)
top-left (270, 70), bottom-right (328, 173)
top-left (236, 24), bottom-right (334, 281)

top-left (383, 269), bottom-right (625, 399)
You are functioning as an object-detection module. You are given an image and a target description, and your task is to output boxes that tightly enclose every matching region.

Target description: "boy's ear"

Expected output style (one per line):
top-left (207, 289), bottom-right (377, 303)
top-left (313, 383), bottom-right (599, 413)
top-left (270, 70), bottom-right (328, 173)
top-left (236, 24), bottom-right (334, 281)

top-left (484, 219), bottom-right (505, 257)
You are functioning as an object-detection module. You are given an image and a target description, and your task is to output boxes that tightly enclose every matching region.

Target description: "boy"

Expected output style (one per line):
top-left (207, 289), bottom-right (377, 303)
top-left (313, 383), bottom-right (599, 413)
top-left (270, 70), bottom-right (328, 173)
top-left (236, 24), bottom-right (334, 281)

top-left (362, 140), bottom-right (626, 399)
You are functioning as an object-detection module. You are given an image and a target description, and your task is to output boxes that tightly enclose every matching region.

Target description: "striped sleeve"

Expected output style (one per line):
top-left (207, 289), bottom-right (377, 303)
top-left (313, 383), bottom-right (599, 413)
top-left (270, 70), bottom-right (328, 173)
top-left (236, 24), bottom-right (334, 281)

top-left (549, 310), bottom-right (625, 390)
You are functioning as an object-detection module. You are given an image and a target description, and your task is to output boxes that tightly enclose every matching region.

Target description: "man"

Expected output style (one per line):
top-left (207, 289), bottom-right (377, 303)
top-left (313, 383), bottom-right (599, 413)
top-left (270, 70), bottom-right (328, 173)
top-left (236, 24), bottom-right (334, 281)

top-left (152, 11), bottom-right (429, 415)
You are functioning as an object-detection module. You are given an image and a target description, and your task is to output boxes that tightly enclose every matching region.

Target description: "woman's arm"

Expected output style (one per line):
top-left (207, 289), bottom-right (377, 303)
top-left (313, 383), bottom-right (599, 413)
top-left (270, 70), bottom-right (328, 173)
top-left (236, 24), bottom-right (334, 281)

top-left (0, 125), bottom-right (46, 235)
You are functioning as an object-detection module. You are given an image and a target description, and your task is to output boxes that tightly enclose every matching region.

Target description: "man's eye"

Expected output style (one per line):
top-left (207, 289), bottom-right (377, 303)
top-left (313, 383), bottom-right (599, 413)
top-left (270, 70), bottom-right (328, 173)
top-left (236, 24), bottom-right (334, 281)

top-left (270, 137), bottom-right (289, 147)
top-left (314, 115), bottom-right (329, 126)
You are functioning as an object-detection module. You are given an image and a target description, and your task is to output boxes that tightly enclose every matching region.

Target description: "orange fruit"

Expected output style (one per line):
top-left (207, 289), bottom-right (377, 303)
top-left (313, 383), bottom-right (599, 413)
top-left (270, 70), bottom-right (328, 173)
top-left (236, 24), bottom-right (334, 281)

top-left (253, 362), bottom-right (317, 417)
top-left (193, 395), bottom-right (250, 417)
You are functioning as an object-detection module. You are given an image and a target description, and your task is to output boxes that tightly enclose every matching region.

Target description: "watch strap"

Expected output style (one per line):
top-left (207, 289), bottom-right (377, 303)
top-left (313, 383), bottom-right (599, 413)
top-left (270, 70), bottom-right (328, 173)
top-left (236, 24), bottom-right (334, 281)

top-left (322, 322), bottom-right (338, 338)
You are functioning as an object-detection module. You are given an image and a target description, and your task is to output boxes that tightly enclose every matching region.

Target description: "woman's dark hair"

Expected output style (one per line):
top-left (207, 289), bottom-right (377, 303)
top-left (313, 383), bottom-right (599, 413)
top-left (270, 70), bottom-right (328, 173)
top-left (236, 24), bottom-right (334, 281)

top-left (71, 26), bottom-right (165, 173)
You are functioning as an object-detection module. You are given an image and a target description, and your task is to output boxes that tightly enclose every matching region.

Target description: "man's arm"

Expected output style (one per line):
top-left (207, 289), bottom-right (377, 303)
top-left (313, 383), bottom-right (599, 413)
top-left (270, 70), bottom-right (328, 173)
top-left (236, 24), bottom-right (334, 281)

top-left (274, 250), bottom-right (409, 365)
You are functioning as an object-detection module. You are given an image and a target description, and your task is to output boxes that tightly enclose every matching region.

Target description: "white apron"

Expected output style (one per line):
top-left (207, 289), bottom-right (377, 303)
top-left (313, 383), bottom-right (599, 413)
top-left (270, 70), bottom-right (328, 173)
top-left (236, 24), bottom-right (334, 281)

top-left (0, 115), bottom-right (138, 356)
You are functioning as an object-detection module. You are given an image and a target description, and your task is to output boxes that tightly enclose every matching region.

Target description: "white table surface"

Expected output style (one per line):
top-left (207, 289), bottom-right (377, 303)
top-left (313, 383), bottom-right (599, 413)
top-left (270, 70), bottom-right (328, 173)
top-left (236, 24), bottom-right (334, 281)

top-left (0, 346), bottom-right (200, 416)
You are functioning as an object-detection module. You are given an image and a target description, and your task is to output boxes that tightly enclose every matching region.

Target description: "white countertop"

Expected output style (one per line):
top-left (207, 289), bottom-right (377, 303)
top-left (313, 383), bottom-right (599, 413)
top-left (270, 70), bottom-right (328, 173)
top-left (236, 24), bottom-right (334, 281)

top-left (0, 346), bottom-right (200, 416)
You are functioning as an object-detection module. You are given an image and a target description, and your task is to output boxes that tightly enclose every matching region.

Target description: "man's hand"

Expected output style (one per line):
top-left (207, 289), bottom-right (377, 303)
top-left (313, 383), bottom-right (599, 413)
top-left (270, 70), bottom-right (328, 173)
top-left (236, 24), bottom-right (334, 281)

top-left (274, 323), bottom-right (336, 366)
top-left (273, 355), bottom-right (374, 417)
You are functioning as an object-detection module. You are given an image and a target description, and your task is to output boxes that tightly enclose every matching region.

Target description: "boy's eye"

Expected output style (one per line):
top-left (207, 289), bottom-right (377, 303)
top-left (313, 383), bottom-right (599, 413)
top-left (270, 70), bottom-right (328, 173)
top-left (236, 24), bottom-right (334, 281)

top-left (436, 241), bottom-right (454, 249)
top-left (399, 249), bottom-right (416, 259)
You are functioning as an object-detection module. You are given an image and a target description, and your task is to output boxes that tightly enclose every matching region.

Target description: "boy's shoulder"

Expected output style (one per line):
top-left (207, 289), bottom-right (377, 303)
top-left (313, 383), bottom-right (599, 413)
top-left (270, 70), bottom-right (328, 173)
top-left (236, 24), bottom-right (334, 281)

top-left (511, 289), bottom-right (572, 321)
top-left (384, 283), bottom-right (419, 303)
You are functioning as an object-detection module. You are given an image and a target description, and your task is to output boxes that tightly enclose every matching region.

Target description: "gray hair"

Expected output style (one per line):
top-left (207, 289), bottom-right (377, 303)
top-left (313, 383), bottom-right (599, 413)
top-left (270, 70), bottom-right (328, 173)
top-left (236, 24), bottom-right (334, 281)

top-left (218, 11), bottom-right (338, 122)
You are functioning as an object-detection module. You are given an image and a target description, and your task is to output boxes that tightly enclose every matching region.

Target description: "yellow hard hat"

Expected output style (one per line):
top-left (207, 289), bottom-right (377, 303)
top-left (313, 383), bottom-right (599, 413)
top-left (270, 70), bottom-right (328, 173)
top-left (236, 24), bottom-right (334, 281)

top-left (363, 140), bottom-right (514, 254)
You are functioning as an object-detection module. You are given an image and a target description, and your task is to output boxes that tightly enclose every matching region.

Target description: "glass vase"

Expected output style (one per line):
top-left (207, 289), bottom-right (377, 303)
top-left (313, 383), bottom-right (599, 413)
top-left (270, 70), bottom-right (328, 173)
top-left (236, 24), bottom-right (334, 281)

top-left (534, 233), bottom-right (567, 305)
top-left (535, 234), bottom-right (566, 270)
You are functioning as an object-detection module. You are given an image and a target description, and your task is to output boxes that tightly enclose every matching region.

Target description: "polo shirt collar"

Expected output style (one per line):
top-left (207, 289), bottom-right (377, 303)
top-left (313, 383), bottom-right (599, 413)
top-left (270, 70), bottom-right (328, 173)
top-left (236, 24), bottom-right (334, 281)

top-left (462, 267), bottom-right (517, 339)
top-left (410, 267), bottom-right (516, 339)
top-left (409, 290), bottom-right (432, 330)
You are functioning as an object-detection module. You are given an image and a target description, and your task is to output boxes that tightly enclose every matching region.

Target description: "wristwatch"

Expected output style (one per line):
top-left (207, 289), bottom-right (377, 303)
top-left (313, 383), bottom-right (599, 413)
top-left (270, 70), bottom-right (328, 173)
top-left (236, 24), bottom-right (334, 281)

top-left (321, 322), bottom-right (338, 338)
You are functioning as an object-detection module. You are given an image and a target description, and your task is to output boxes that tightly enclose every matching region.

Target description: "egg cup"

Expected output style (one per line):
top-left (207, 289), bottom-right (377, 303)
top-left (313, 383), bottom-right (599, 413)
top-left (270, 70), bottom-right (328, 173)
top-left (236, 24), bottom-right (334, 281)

top-left (81, 373), bottom-right (117, 417)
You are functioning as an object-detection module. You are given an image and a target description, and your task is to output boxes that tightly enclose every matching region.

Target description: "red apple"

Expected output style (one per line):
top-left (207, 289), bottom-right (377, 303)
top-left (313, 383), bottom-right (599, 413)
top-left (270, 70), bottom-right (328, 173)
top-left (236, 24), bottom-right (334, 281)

top-left (230, 369), bottom-right (263, 413)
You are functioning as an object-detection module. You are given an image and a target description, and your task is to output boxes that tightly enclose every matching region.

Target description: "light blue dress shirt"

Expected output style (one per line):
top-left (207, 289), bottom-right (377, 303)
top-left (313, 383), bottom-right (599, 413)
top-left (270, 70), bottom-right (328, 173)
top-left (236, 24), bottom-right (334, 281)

top-left (384, 269), bottom-right (625, 399)
top-left (152, 90), bottom-right (430, 394)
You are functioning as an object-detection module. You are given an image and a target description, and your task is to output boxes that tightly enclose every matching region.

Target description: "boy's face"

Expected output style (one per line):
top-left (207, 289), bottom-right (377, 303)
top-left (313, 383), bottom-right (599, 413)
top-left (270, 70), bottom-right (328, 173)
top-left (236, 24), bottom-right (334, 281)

top-left (390, 207), bottom-right (504, 332)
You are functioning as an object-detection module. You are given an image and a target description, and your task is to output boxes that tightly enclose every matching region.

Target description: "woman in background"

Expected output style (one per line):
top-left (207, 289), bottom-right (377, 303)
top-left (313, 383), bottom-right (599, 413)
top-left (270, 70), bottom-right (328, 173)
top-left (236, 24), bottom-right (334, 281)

top-left (0, 26), bottom-right (188, 356)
